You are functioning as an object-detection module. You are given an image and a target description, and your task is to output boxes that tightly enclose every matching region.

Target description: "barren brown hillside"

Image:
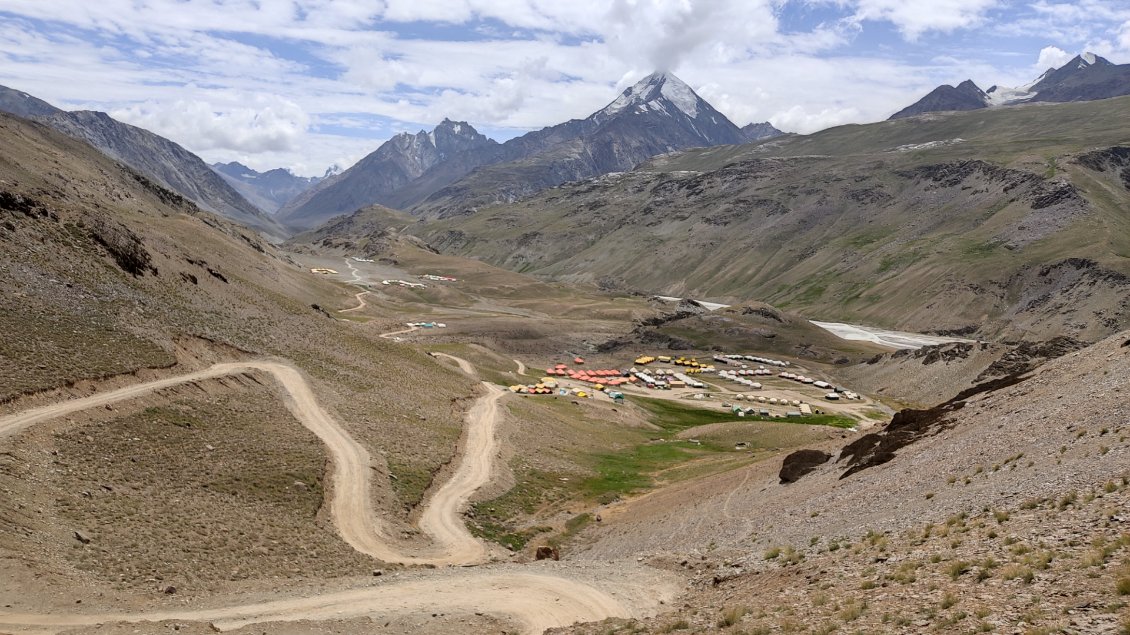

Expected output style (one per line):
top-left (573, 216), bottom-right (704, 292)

top-left (555, 330), bottom-right (1130, 632)
top-left (0, 113), bottom-right (483, 606)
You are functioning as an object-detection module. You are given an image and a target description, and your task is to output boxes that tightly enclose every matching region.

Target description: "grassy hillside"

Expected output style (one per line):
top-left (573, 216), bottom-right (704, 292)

top-left (414, 97), bottom-right (1130, 342)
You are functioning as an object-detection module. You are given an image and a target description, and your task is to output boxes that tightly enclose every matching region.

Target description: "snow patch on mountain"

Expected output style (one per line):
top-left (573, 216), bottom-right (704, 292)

top-left (598, 72), bottom-right (701, 119)
top-left (659, 74), bottom-right (699, 118)
top-left (985, 85), bottom-right (1035, 106)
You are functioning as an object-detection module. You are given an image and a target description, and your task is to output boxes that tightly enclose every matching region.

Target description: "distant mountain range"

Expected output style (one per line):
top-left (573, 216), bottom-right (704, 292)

top-left (389, 95), bottom-right (1130, 343)
top-left (211, 161), bottom-right (326, 214)
top-left (276, 118), bottom-right (501, 229)
top-left (278, 72), bottom-right (783, 228)
top-left (0, 85), bottom-right (284, 237)
top-left (891, 53), bottom-right (1130, 119)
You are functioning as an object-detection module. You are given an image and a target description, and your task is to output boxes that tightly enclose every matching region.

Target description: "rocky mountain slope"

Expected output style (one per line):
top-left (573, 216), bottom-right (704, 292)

top-left (558, 329), bottom-right (1130, 634)
top-left (0, 85), bottom-right (283, 237)
top-left (893, 52), bottom-right (1130, 119)
top-left (0, 111), bottom-right (479, 606)
top-left (281, 73), bottom-right (754, 227)
top-left (211, 161), bottom-right (322, 214)
top-left (410, 95), bottom-right (1130, 343)
top-left (597, 299), bottom-right (886, 365)
top-left (411, 72), bottom-right (750, 219)
top-left (740, 121), bottom-right (784, 141)
top-left (277, 118), bottom-right (500, 229)
top-left (889, 79), bottom-right (990, 119)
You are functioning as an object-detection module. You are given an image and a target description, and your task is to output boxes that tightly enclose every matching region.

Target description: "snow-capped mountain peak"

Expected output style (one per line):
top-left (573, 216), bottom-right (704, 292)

top-left (657, 72), bottom-right (699, 117)
top-left (597, 71), bottom-right (703, 120)
top-left (984, 52), bottom-right (1116, 106)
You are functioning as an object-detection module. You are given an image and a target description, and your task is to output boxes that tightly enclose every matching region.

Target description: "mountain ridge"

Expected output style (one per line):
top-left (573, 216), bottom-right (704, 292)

top-left (280, 72), bottom-right (754, 227)
top-left (0, 84), bottom-right (283, 237)
top-left (892, 52), bottom-right (1130, 119)
top-left (401, 95), bottom-right (1130, 343)
top-left (211, 161), bottom-right (322, 214)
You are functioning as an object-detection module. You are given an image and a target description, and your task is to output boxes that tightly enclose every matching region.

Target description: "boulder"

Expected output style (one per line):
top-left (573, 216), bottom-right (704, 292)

top-left (778, 449), bottom-right (832, 484)
top-left (535, 545), bottom-right (560, 561)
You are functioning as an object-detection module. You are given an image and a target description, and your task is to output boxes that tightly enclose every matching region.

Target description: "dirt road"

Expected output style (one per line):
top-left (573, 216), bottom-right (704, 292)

top-left (431, 352), bottom-right (476, 376)
top-left (340, 290), bottom-right (371, 313)
top-left (0, 564), bottom-right (679, 634)
top-left (379, 325), bottom-right (419, 339)
top-left (0, 356), bottom-right (680, 633)
top-left (417, 382), bottom-right (502, 564)
top-left (0, 360), bottom-right (491, 566)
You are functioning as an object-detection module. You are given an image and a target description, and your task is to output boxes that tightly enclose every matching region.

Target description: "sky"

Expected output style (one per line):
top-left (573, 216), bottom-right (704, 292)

top-left (0, 0), bottom-right (1128, 177)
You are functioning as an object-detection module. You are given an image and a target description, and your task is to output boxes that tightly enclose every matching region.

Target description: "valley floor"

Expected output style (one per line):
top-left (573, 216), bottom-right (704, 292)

top-left (3, 243), bottom-right (1127, 635)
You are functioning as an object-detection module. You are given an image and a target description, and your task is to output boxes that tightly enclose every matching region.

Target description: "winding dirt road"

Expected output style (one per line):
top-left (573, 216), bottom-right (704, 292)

top-left (0, 360), bottom-right (490, 565)
top-left (431, 352), bottom-right (476, 376)
top-left (378, 325), bottom-right (419, 339)
top-left (0, 353), bottom-right (679, 633)
top-left (340, 290), bottom-right (372, 313)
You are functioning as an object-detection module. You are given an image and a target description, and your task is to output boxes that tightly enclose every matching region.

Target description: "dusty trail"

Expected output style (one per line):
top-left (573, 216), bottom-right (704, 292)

top-left (417, 383), bottom-right (502, 564)
top-left (0, 347), bottom-right (680, 633)
top-left (343, 258), bottom-right (366, 284)
top-left (0, 360), bottom-right (493, 565)
top-left (514, 358), bottom-right (527, 375)
top-left (432, 351), bottom-right (476, 376)
top-left (0, 566), bottom-right (679, 635)
top-left (379, 325), bottom-right (419, 339)
top-left (340, 290), bottom-right (371, 313)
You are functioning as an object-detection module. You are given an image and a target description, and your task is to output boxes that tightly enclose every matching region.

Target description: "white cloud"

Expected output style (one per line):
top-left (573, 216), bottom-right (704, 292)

top-left (847, 0), bottom-right (999, 40)
top-left (771, 104), bottom-right (862, 133)
top-left (1036, 45), bottom-right (1073, 70)
top-left (2, 0), bottom-right (1128, 175)
top-left (112, 96), bottom-right (310, 154)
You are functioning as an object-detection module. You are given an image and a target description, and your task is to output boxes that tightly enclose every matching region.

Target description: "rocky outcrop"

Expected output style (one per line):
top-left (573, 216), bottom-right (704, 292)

top-left (779, 449), bottom-right (832, 484)
top-left (1075, 146), bottom-right (1130, 189)
top-left (535, 545), bottom-right (560, 561)
top-left (838, 373), bottom-right (1030, 479)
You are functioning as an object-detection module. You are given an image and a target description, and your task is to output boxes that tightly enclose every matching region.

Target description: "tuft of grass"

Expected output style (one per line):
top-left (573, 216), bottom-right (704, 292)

top-left (940, 591), bottom-right (959, 609)
top-left (947, 560), bottom-right (972, 580)
top-left (1001, 564), bottom-right (1034, 584)
top-left (838, 599), bottom-right (867, 622)
top-left (717, 605), bottom-right (748, 627)
top-left (661, 618), bottom-right (690, 632)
